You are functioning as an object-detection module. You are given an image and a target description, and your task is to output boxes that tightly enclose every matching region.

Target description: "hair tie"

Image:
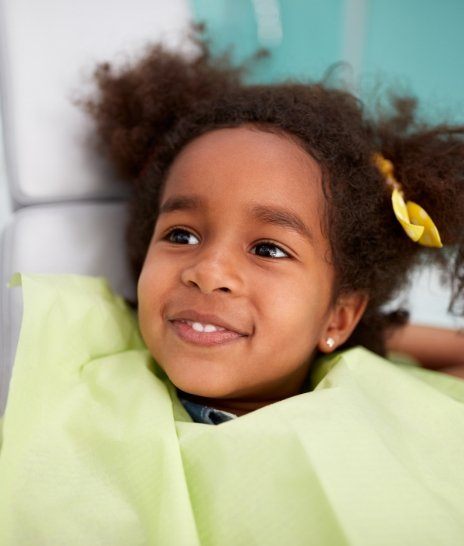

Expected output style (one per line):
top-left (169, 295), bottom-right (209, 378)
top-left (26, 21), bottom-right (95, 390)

top-left (373, 153), bottom-right (443, 248)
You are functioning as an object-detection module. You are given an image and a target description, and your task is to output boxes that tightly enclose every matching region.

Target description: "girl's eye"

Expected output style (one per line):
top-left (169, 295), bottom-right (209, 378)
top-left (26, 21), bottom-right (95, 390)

top-left (165, 228), bottom-right (200, 245)
top-left (251, 242), bottom-right (289, 259)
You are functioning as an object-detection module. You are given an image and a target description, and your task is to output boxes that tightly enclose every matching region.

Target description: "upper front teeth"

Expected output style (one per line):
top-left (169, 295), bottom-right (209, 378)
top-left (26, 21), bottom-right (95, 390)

top-left (186, 321), bottom-right (226, 333)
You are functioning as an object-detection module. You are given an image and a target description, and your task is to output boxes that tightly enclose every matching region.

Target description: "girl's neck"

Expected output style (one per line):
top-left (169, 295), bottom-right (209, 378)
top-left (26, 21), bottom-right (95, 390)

top-left (176, 388), bottom-right (303, 417)
top-left (176, 363), bottom-right (314, 416)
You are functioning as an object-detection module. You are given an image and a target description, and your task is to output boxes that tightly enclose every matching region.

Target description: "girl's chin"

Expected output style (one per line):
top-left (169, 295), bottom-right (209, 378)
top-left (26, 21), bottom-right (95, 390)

top-left (167, 369), bottom-right (243, 399)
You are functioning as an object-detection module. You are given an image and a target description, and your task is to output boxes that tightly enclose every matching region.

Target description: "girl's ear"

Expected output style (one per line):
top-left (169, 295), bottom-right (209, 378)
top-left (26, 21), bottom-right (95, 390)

top-left (317, 292), bottom-right (369, 353)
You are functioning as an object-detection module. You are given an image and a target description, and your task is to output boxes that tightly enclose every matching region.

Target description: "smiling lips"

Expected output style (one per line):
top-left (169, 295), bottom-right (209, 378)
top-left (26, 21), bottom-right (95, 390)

top-left (168, 310), bottom-right (249, 347)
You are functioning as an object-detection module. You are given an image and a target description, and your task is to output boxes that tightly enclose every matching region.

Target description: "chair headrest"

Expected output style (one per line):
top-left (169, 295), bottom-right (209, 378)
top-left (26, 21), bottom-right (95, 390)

top-left (0, 0), bottom-right (193, 206)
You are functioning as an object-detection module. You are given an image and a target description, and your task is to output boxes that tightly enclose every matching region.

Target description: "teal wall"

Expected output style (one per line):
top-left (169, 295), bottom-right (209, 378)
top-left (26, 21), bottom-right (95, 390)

top-left (191, 0), bottom-right (345, 83)
top-left (190, 0), bottom-right (464, 122)
top-left (362, 0), bottom-right (464, 121)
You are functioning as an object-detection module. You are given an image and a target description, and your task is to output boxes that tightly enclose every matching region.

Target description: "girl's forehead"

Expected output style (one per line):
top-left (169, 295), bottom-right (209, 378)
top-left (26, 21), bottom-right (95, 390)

top-left (164, 126), bottom-right (323, 213)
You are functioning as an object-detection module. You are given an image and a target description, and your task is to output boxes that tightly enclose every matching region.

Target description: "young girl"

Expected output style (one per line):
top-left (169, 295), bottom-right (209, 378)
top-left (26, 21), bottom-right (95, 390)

top-left (1, 27), bottom-right (464, 545)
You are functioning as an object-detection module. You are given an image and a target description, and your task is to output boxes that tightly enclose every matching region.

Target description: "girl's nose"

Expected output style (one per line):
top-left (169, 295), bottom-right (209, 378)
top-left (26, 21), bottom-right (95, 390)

top-left (180, 246), bottom-right (243, 295)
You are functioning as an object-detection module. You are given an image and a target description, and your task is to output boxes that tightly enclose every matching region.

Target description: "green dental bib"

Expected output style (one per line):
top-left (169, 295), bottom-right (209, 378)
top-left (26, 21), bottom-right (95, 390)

top-left (1, 274), bottom-right (464, 545)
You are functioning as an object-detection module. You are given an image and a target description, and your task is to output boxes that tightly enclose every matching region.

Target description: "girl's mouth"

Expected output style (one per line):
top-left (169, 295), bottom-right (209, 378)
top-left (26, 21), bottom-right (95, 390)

top-left (169, 319), bottom-right (247, 347)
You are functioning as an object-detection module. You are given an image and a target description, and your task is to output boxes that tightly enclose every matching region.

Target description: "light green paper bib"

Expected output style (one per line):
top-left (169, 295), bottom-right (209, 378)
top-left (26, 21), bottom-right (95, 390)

top-left (1, 273), bottom-right (464, 545)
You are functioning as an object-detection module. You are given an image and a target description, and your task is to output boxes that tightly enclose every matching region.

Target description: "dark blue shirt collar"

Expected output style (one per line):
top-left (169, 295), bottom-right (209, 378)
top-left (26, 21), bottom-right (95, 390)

top-left (178, 396), bottom-right (237, 425)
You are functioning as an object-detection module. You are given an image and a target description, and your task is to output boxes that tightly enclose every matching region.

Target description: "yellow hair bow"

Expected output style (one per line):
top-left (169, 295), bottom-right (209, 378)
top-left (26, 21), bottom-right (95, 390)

top-left (373, 153), bottom-right (443, 248)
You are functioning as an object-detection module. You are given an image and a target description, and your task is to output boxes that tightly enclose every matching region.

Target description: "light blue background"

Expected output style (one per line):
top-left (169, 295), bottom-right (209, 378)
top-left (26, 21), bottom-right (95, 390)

top-left (191, 0), bottom-right (345, 83)
top-left (190, 0), bottom-right (464, 122)
top-left (363, 0), bottom-right (464, 121)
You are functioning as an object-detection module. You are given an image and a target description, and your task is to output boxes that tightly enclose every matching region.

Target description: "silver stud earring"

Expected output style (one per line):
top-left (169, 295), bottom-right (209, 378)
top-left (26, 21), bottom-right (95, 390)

top-left (326, 337), bottom-right (335, 349)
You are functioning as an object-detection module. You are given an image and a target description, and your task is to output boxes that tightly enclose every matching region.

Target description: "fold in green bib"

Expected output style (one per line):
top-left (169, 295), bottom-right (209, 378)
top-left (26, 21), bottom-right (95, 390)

top-left (1, 274), bottom-right (464, 546)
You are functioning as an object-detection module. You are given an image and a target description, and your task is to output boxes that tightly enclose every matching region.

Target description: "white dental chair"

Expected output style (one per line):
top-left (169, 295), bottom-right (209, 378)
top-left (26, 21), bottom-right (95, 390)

top-left (0, 0), bottom-right (194, 415)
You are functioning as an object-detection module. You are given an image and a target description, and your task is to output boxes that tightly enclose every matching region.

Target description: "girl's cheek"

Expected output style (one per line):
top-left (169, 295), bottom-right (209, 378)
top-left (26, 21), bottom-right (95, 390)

top-left (139, 254), bottom-right (181, 307)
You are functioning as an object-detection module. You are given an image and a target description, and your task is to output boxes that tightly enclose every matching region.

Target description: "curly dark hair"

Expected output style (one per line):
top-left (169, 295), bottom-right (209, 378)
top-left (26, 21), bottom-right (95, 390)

top-left (83, 25), bottom-right (464, 356)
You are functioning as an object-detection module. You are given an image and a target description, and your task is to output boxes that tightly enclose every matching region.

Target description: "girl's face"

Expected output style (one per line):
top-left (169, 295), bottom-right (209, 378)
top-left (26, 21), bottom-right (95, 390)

top-left (138, 126), bottom-right (362, 407)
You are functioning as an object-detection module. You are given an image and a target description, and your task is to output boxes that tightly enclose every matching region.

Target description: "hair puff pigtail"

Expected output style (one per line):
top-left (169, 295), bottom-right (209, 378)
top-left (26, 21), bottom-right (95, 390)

top-left (373, 97), bottom-right (464, 331)
top-left (81, 24), bottom-right (250, 180)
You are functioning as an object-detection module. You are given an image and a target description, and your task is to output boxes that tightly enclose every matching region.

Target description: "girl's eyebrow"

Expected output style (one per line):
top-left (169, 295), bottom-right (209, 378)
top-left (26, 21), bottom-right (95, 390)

top-left (159, 194), bottom-right (314, 245)
top-left (159, 194), bottom-right (203, 215)
top-left (252, 204), bottom-right (314, 245)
